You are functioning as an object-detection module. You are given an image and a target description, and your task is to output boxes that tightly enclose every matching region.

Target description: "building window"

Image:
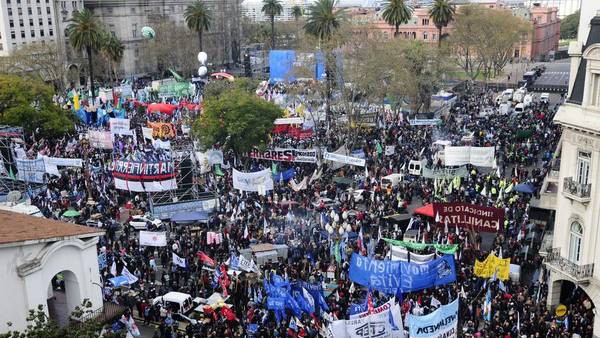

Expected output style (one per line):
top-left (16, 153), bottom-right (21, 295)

top-left (40, 29), bottom-right (44, 37)
top-left (17, 8), bottom-right (22, 16)
top-left (422, 18), bottom-right (429, 26)
top-left (9, 20), bottom-right (14, 28)
top-left (7, 8), bottom-right (12, 16)
top-left (19, 19), bottom-right (23, 27)
top-left (132, 23), bottom-right (138, 38)
top-left (61, 1), bottom-right (66, 9)
top-left (48, 18), bottom-right (51, 25)
top-left (46, 7), bottom-right (50, 14)
top-left (28, 7), bottom-right (32, 15)
top-left (591, 73), bottom-right (600, 107)
top-left (423, 32), bottom-right (428, 40)
top-left (30, 30), bottom-right (35, 37)
top-left (577, 151), bottom-right (591, 185)
top-left (569, 222), bottom-right (583, 263)
top-left (29, 18), bottom-right (33, 26)
top-left (49, 29), bottom-right (53, 36)
top-left (131, 7), bottom-right (136, 14)
top-left (21, 31), bottom-right (25, 38)
top-left (39, 18), bottom-right (43, 25)
top-left (37, 7), bottom-right (41, 15)
top-left (11, 31), bottom-right (16, 39)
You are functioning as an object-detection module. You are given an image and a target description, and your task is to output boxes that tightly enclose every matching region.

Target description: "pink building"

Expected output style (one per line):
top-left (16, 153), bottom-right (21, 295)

top-left (345, 3), bottom-right (560, 61)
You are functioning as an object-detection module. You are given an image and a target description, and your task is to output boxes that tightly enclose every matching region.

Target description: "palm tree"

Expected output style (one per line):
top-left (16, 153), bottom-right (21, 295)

top-left (100, 32), bottom-right (124, 83)
top-left (262, 0), bottom-right (283, 49)
top-left (185, 0), bottom-right (212, 51)
top-left (291, 5), bottom-right (303, 21)
top-left (381, 0), bottom-right (413, 38)
top-left (304, 0), bottom-right (345, 122)
top-left (67, 9), bottom-right (104, 101)
top-left (429, 0), bottom-right (455, 47)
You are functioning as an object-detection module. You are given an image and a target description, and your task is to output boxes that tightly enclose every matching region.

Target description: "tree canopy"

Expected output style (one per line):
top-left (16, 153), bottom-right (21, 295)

top-left (184, 0), bottom-right (212, 51)
top-left (194, 88), bottom-right (282, 154)
top-left (560, 10), bottom-right (579, 40)
top-left (381, 0), bottom-right (413, 37)
top-left (0, 74), bottom-right (76, 137)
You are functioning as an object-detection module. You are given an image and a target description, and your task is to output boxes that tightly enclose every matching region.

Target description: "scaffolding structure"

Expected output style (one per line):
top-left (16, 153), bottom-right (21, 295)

top-left (148, 139), bottom-right (218, 214)
top-left (0, 126), bottom-right (45, 197)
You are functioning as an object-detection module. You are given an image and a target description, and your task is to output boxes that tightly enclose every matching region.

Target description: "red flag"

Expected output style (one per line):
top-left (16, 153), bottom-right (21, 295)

top-left (367, 289), bottom-right (374, 314)
top-left (220, 306), bottom-right (238, 321)
top-left (197, 251), bottom-right (215, 266)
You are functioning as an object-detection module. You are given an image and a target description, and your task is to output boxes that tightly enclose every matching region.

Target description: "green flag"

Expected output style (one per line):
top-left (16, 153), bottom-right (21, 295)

top-left (214, 164), bottom-right (224, 176)
top-left (334, 241), bottom-right (341, 263)
top-left (272, 162), bottom-right (278, 175)
top-left (376, 142), bottom-right (383, 155)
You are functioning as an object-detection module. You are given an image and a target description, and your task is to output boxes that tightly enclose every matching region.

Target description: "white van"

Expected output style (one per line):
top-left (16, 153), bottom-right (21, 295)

top-left (514, 103), bottom-right (525, 114)
top-left (502, 89), bottom-right (515, 101)
top-left (540, 93), bottom-right (550, 104)
top-left (382, 173), bottom-right (404, 188)
top-left (153, 292), bottom-right (196, 314)
top-left (523, 94), bottom-right (533, 107)
top-left (499, 103), bottom-right (512, 115)
top-left (408, 160), bottom-right (423, 176)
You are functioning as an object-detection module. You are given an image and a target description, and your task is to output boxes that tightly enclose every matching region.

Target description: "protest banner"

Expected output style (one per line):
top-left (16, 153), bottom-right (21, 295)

top-left (345, 309), bottom-right (393, 338)
top-left (207, 150), bottom-right (224, 165)
top-left (232, 169), bottom-right (274, 192)
top-left (389, 246), bottom-right (436, 263)
top-left (382, 238), bottom-right (458, 254)
top-left (348, 253), bottom-right (456, 294)
top-left (151, 198), bottom-right (218, 220)
top-left (444, 146), bottom-right (495, 167)
top-left (142, 127), bottom-right (154, 140)
top-left (410, 118), bottom-right (441, 126)
top-left (408, 298), bottom-right (459, 338)
top-left (111, 160), bottom-right (175, 180)
top-left (109, 118), bottom-right (130, 134)
top-left (249, 148), bottom-right (318, 163)
top-left (349, 297), bottom-right (394, 319)
top-left (323, 152), bottom-right (366, 167)
top-left (139, 231), bottom-right (167, 247)
top-left (42, 156), bottom-right (83, 176)
top-left (88, 130), bottom-right (113, 149)
top-left (433, 203), bottom-right (504, 233)
top-left (147, 122), bottom-right (177, 139)
top-left (16, 158), bottom-right (45, 183)
top-left (474, 253), bottom-right (510, 280)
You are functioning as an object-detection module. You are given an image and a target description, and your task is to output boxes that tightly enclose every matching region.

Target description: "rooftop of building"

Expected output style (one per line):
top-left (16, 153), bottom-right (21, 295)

top-left (0, 210), bottom-right (104, 246)
top-left (568, 15), bottom-right (600, 105)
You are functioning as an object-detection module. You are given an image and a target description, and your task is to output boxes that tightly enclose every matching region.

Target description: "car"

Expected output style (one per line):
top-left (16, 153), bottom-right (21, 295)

top-left (540, 93), bottom-right (550, 104)
top-left (129, 214), bottom-right (163, 231)
top-left (514, 103), bottom-right (525, 114)
top-left (153, 292), bottom-right (197, 315)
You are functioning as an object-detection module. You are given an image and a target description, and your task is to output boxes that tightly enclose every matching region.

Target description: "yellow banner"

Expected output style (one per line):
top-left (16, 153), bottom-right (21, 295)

top-left (474, 253), bottom-right (510, 280)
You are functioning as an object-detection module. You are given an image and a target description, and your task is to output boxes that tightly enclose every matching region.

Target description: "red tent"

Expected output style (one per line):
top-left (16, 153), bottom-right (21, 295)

top-left (147, 103), bottom-right (177, 115)
top-left (414, 204), bottom-right (434, 218)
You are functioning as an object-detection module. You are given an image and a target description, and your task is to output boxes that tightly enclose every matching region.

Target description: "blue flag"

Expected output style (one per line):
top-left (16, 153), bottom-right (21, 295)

top-left (349, 299), bottom-right (368, 315)
top-left (98, 252), bottom-right (107, 270)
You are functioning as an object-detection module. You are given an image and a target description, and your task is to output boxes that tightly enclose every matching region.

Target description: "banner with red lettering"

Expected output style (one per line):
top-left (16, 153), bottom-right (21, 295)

top-left (249, 148), bottom-right (317, 163)
top-left (432, 203), bottom-right (504, 233)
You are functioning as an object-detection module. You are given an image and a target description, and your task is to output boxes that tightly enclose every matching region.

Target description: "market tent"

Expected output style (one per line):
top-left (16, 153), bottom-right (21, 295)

top-left (414, 204), bottom-right (434, 218)
top-left (108, 276), bottom-right (129, 287)
top-left (62, 209), bottom-right (81, 217)
top-left (333, 177), bottom-right (353, 185)
top-left (211, 72), bottom-right (235, 81)
top-left (147, 103), bottom-right (177, 115)
top-left (514, 183), bottom-right (535, 194)
top-left (171, 211), bottom-right (209, 223)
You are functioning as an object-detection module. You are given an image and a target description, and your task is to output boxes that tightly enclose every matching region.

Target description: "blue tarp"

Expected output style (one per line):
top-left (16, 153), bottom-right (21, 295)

top-left (170, 211), bottom-right (209, 223)
top-left (273, 168), bottom-right (295, 182)
top-left (514, 183), bottom-right (535, 194)
top-left (269, 50), bottom-right (296, 83)
top-left (269, 50), bottom-right (327, 83)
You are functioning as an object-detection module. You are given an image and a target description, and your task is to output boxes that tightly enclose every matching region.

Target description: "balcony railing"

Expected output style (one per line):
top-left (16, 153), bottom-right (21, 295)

top-left (563, 177), bottom-right (591, 202)
top-left (545, 247), bottom-right (594, 283)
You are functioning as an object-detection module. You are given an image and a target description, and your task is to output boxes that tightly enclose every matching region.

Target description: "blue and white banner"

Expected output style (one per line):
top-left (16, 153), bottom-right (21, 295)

top-left (232, 168), bottom-right (274, 193)
top-left (407, 298), bottom-right (459, 338)
top-left (267, 297), bottom-right (286, 310)
top-left (348, 253), bottom-right (456, 294)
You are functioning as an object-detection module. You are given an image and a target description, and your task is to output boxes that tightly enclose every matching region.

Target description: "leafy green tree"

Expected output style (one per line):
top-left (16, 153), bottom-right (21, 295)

top-left (381, 0), bottom-right (413, 37)
top-left (560, 10), bottom-right (579, 40)
top-left (203, 77), bottom-right (260, 99)
top-left (67, 9), bottom-right (104, 101)
top-left (184, 0), bottom-right (212, 51)
top-left (262, 0), bottom-right (283, 49)
top-left (194, 88), bottom-right (283, 154)
top-left (304, 0), bottom-right (345, 121)
top-left (0, 75), bottom-right (76, 137)
top-left (429, 0), bottom-right (455, 47)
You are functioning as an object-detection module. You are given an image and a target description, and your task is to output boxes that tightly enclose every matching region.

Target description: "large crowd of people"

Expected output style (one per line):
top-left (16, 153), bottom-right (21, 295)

top-left (19, 80), bottom-right (595, 338)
